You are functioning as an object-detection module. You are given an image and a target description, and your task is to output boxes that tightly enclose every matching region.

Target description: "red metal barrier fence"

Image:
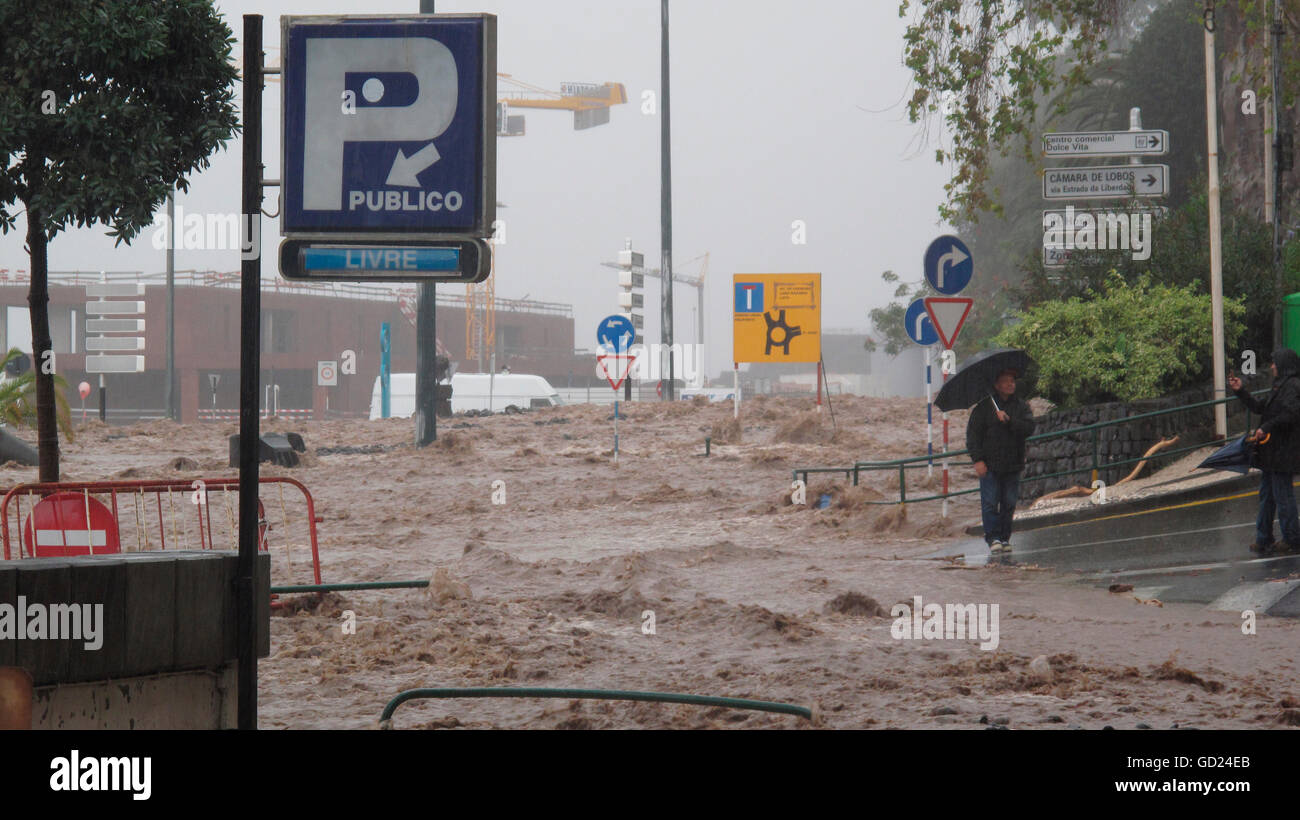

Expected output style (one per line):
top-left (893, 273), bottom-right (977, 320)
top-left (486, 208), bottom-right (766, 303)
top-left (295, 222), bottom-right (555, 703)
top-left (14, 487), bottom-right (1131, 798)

top-left (0, 477), bottom-right (323, 590)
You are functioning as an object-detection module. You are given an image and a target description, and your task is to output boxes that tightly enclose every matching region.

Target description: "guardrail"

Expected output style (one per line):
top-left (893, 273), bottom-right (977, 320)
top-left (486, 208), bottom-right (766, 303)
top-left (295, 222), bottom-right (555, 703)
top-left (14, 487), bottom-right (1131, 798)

top-left (378, 687), bottom-right (813, 728)
top-left (197, 408), bottom-right (314, 421)
top-left (0, 477), bottom-right (323, 591)
top-left (793, 390), bottom-right (1266, 507)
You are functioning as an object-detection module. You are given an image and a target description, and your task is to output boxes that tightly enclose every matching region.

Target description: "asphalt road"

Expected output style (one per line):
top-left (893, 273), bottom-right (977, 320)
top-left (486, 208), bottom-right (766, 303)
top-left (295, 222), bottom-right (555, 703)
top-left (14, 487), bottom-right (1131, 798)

top-left (931, 475), bottom-right (1300, 617)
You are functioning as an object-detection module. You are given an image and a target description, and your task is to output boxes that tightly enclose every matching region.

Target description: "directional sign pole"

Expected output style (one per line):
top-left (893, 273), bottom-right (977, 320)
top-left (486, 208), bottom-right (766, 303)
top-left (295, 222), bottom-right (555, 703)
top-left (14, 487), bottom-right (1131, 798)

top-left (660, 0), bottom-right (674, 402)
top-left (925, 347), bottom-right (933, 478)
top-left (238, 13), bottom-right (264, 731)
top-left (733, 362), bottom-right (739, 419)
top-left (414, 0), bottom-right (439, 448)
top-left (1204, 16), bottom-right (1227, 439)
top-left (941, 360), bottom-right (949, 519)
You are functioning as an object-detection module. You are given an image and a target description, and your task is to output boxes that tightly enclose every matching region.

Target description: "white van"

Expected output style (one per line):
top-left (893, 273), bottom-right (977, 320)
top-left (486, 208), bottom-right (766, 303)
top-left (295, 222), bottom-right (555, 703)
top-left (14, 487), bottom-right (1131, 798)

top-left (369, 373), bottom-right (563, 419)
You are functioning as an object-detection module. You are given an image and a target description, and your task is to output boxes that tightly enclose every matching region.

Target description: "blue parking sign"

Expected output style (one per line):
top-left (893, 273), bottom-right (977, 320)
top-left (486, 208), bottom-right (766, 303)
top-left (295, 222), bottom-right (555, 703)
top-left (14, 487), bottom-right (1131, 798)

top-left (281, 15), bottom-right (496, 237)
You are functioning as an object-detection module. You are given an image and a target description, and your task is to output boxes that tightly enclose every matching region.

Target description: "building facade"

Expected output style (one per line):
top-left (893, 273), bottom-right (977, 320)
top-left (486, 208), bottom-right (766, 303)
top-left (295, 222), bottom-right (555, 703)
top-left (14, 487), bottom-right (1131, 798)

top-left (0, 270), bottom-right (582, 423)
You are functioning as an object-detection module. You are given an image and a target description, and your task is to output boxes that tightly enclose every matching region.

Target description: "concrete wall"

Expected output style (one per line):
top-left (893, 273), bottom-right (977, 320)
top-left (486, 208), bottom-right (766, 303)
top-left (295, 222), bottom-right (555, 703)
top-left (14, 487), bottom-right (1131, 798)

top-left (1022, 383), bottom-right (1252, 498)
top-left (0, 550), bottom-right (268, 729)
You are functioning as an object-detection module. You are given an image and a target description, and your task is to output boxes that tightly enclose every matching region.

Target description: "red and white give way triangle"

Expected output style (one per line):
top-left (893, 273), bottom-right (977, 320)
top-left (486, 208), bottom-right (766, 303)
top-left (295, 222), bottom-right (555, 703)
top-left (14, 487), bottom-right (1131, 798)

top-left (923, 297), bottom-right (973, 348)
top-left (596, 353), bottom-right (637, 391)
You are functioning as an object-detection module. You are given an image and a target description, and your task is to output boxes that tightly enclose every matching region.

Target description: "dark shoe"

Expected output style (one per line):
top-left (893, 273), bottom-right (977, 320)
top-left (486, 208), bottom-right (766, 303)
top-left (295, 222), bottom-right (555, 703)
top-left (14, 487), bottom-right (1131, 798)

top-left (1249, 541), bottom-right (1278, 555)
top-left (1282, 541), bottom-right (1300, 555)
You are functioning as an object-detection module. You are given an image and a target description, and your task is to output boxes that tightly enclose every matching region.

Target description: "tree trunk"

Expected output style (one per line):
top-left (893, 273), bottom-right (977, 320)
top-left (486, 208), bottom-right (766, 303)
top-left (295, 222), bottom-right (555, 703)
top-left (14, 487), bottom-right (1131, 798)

top-left (25, 203), bottom-right (59, 482)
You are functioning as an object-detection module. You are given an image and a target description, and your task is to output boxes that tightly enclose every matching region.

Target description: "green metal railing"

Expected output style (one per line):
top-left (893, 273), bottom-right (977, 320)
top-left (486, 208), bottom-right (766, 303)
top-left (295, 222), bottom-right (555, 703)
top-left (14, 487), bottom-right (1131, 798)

top-left (792, 389), bottom-right (1267, 507)
top-left (379, 687), bottom-right (813, 728)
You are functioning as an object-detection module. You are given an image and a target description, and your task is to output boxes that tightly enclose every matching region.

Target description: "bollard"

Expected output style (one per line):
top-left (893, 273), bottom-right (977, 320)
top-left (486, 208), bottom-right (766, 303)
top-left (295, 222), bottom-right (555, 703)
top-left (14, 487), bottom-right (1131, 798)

top-left (705, 436), bottom-right (711, 456)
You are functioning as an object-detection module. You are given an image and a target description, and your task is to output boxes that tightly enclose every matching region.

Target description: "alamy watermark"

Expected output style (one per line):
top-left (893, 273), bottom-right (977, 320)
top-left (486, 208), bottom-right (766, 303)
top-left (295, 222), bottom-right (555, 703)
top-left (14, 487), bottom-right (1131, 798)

top-left (596, 343), bottom-right (704, 383)
top-left (1043, 206), bottom-right (1153, 262)
top-left (891, 595), bottom-right (999, 651)
top-left (0, 596), bottom-right (103, 650)
top-left (150, 206), bottom-right (259, 260)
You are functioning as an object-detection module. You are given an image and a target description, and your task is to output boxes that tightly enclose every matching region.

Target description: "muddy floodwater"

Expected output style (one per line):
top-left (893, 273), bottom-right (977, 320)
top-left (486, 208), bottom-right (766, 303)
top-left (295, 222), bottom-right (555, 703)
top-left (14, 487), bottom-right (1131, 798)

top-left (23, 395), bottom-right (1300, 729)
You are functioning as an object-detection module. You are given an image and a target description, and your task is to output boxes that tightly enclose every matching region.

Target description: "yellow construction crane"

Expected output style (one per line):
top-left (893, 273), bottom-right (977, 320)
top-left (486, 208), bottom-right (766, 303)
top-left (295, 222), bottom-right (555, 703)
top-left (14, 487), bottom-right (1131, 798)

top-left (495, 75), bottom-right (628, 136)
top-left (467, 74), bottom-right (627, 370)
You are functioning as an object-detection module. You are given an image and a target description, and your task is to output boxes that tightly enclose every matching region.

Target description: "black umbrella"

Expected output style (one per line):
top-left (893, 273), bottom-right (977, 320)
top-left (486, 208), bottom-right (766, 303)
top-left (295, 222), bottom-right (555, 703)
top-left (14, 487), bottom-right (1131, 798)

top-left (1197, 434), bottom-right (1262, 474)
top-left (934, 348), bottom-right (1034, 412)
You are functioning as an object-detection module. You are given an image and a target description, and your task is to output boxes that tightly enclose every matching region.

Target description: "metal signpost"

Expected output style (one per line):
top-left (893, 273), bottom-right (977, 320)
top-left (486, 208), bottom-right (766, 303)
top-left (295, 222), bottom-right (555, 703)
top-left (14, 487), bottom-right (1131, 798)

top-left (279, 13), bottom-right (497, 449)
top-left (236, 11), bottom-right (498, 729)
top-left (921, 237), bottom-right (975, 518)
top-left (1040, 117), bottom-right (1171, 268)
top-left (596, 314), bottom-right (635, 462)
top-left (905, 297), bottom-right (939, 476)
top-left (84, 280), bottom-right (146, 422)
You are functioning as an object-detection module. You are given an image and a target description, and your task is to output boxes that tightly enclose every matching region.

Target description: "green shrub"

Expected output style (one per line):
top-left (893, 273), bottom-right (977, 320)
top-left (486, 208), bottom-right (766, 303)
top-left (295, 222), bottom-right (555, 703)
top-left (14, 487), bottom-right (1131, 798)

top-left (993, 273), bottom-right (1245, 408)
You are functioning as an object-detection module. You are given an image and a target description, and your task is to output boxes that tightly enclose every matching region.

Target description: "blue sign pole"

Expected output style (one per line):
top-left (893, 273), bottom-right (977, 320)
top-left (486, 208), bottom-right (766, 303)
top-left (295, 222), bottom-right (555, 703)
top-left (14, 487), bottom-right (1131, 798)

top-left (380, 322), bottom-right (391, 418)
top-left (925, 347), bottom-right (933, 477)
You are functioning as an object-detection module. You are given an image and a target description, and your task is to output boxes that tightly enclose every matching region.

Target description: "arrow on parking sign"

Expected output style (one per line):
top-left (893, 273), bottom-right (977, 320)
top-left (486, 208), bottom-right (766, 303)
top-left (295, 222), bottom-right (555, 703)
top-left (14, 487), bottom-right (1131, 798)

top-left (386, 143), bottom-right (443, 187)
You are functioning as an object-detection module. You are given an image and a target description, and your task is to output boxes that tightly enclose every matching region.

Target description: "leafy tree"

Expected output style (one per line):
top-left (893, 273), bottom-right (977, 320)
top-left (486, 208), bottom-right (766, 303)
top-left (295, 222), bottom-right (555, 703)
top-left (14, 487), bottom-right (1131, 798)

top-left (899, 0), bottom-right (1300, 225)
top-left (0, 0), bottom-right (239, 480)
top-left (993, 272), bottom-right (1246, 406)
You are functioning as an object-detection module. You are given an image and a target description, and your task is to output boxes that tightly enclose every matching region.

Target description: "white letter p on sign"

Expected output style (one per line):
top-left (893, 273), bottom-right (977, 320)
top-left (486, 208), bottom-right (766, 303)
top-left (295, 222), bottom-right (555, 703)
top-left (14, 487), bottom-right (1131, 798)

top-left (303, 37), bottom-right (459, 211)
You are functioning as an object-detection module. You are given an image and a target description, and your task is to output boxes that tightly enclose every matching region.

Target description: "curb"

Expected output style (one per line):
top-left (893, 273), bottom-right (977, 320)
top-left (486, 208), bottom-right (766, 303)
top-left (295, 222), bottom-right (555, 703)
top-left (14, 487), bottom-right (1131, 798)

top-left (962, 472), bottom-right (1259, 536)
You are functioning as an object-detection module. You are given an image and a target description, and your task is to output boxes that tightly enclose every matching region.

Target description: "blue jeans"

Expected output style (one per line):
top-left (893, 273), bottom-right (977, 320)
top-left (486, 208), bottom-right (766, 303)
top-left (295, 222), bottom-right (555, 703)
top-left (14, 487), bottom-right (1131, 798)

top-left (979, 471), bottom-right (1021, 544)
top-left (1256, 471), bottom-right (1300, 546)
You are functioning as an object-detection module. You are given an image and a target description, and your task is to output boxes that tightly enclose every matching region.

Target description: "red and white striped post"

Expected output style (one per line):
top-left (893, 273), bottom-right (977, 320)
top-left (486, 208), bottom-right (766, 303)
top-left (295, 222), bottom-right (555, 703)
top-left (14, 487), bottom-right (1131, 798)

top-left (941, 349), bottom-right (950, 518)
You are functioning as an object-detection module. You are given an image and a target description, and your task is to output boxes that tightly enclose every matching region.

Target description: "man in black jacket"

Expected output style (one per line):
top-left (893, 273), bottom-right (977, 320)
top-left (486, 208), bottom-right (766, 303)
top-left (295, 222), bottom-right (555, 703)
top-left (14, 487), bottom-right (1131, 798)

top-left (1229, 347), bottom-right (1300, 554)
top-left (966, 368), bottom-right (1035, 553)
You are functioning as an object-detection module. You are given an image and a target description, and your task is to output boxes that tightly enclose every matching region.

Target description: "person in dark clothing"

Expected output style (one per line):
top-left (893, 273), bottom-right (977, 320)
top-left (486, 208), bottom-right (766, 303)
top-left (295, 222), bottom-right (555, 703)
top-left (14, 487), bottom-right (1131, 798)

top-left (966, 368), bottom-right (1036, 553)
top-left (1229, 347), bottom-right (1300, 554)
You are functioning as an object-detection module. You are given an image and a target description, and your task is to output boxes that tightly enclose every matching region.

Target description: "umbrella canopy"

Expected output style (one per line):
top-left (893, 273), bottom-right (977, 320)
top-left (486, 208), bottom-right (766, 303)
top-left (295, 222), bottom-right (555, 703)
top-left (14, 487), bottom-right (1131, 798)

top-left (1196, 435), bottom-right (1258, 474)
top-left (934, 348), bottom-right (1034, 412)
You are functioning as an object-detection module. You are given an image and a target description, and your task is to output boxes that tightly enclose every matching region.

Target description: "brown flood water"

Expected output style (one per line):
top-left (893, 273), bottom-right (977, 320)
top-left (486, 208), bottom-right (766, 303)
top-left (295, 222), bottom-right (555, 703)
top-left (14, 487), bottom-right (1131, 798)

top-left (18, 394), bottom-right (1298, 729)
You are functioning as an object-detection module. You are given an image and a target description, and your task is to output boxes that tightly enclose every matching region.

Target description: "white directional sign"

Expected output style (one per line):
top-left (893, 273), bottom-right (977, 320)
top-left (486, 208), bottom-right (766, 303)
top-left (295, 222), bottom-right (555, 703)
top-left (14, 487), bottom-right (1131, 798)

top-left (84, 283), bottom-right (145, 298)
top-left (86, 355), bottom-right (145, 374)
top-left (1043, 247), bottom-right (1105, 268)
top-left (1043, 164), bottom-right (1169, 200)
top-left (86, 319), bottom-right (144, 333)
top-left (1043, 130), bottom-right (1169, 157)
top-left (85, 337), bottom-right (145, 352)
top-left (85, 301), bottom-right (145, 315)
top-left (84, 282), bottom-right (145, 372)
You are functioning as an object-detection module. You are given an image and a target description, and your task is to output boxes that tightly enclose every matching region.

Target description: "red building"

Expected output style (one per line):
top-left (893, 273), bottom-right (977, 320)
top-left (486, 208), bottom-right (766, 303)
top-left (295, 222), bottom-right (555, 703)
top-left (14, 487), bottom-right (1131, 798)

top-left (0, 270), bottom-right (582, 422)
